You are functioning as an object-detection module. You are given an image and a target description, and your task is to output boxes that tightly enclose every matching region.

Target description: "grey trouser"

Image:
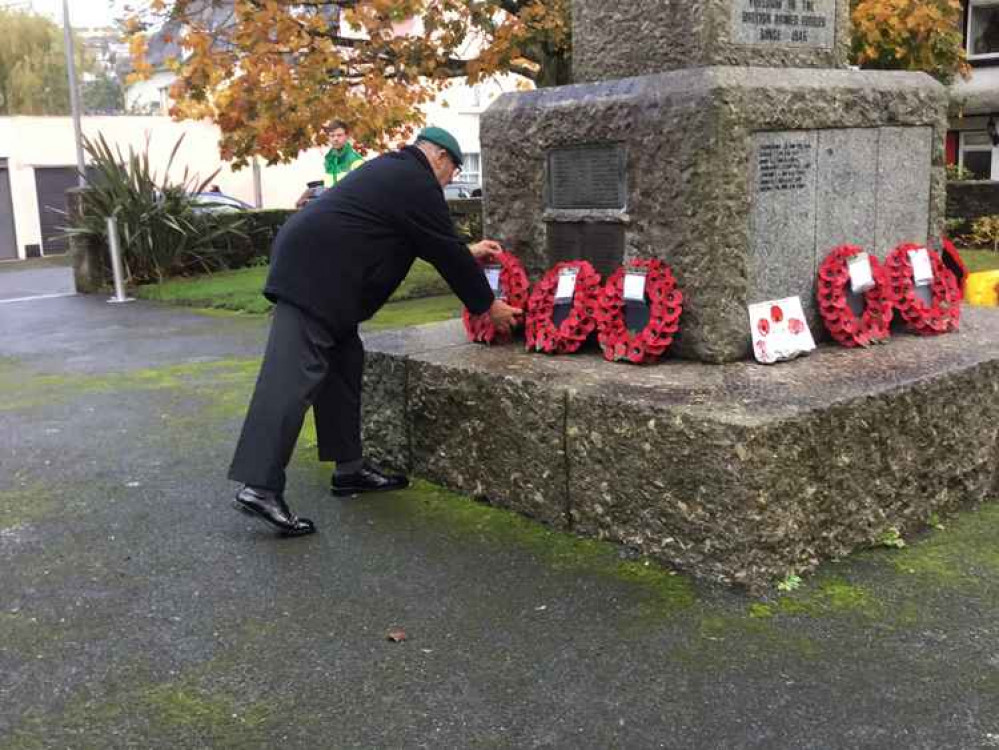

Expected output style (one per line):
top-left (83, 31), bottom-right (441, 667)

top-left (228, 302), bottom-right (363, 492)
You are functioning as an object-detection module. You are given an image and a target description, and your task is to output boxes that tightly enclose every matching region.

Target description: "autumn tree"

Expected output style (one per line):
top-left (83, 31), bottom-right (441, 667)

top-left (0, 8), bottom-right (94, 115)
top-left (850, 0), bottom-right (969, 83)
top-left (130, 0), bottom-right (970, 167)
top-left (125, 0), bottom-right (570, 167)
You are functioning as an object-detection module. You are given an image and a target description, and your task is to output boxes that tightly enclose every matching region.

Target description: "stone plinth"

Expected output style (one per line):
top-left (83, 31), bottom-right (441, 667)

top-left (361, 309), bottom-right (999, 590)
top-left (481, 67), bottom-right (948, 363)
top-left (67, 188), bottom-right (108, 294)
top-left (573, 0), bottom-right (852, 83)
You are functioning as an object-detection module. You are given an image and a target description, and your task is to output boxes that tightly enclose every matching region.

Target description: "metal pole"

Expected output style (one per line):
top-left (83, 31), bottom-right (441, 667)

top-left (62, 0), bottom-right (86, 187)
top-left (106, 215), bottom-right (134, 304)
top-left (252, 158), bottom-right (263, 208)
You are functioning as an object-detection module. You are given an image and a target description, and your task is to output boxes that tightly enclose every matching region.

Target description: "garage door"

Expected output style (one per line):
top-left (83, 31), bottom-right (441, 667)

top-left (0, 163), bottom-right (16, 261)
top-left (34, 166), bottom-right (79, 255)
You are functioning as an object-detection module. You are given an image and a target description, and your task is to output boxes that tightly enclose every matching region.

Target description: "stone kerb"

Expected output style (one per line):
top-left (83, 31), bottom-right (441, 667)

top-left (360, 311), bottom-right (999, 590)
top-left (481, 67), bottom-right (948, 363)
top-left (572, 0), bottom-right (852, 84)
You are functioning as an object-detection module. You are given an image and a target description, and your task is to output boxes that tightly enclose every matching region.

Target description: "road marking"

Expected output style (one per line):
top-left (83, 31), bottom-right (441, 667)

top-left (0, 292), bottom-right (78, 304)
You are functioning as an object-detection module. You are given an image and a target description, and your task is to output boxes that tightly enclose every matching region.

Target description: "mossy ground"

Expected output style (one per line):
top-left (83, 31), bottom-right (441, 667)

top-left (3, 341), bottom-right (999, 745)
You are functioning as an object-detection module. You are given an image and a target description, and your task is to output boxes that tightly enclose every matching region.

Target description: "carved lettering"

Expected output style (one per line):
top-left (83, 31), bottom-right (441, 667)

top-left (731, 0), bottom-right (834, 47)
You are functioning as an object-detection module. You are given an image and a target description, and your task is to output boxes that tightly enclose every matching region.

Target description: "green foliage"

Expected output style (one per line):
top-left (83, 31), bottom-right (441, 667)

top-left (967, 215), bottom-right (999, 253)
top-left (877, 527), bottom-right (907, 549)
top-left (777, 573), bottom-right (803, 592)
top-left (946, 164), bottom-right (976, 182)
top-left (65, 133), bottom-right (246, 284)
top-left (0, 8), bottom-right (93, 115)
top-left (82, 72), bottom-right (125, 115)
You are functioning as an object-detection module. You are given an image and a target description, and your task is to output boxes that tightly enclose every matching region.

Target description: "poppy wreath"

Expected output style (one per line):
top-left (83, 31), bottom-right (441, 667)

top-left (525, 260), bottom-right (602, 354)
top-left (885, 242), bottom-right (961, 336)
top-left (940, 238), bottom-right (968, 301)
top-left (462, 251), bottom-right (531, 344)
top-left (816, 245), bottom-right (893, 348)
top-left (594, 259), bottom-right (683, 363)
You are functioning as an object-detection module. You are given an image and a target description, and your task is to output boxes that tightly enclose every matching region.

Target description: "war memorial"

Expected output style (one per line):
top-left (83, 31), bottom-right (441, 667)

top-left (359, 0), bottom-right (999, 590)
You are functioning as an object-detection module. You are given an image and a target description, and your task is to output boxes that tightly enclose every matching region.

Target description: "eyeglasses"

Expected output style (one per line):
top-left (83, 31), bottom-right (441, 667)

top-left (438, 147), bottom-right (461, 178)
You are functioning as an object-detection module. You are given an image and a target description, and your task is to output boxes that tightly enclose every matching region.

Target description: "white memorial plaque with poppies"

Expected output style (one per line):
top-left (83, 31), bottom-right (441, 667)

top-left (749, 296), bottom-right (816, 364)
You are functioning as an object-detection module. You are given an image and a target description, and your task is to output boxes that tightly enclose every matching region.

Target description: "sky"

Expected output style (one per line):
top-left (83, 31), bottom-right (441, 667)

top-left (4, 0), bottom-right (119, 29)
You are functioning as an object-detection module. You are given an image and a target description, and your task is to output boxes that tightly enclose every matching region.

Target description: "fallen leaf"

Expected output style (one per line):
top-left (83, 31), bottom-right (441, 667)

top-left (386, 627), bottom-right (407, 643)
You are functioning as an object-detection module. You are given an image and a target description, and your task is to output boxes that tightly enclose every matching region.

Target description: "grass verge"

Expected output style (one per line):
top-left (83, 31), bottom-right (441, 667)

top-left (134, 259), bottom-right (449, 314)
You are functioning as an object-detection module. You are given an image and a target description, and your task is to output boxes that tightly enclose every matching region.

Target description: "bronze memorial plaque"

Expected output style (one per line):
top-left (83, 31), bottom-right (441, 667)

top-left (547, 222), bottom-right (625, 279)
top-left (547, 144), bottom-right (627, 210)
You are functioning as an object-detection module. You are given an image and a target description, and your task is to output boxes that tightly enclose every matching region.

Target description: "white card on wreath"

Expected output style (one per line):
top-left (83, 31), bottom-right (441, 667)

top-left (555, 269), bottom-right (578, 301)
top-left (748, 295), bottom-right (816, 365)
top-left (484, 266), bottom-right (502, 294)
top-left (847, 252), bottom-right (875, 294)
top-left (623, 272), bottom-right (647, 302)
top-left (908, 248), bottom-right (934, 287)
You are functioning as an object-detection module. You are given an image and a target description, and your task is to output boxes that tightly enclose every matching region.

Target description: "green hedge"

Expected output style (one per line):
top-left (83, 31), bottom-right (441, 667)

top-left (211, 200), bottom-right (483, 271)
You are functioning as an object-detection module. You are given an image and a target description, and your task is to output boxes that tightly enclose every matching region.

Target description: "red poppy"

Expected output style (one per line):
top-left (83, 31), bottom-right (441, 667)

top-left (770, 305), bottom-right (784, 323)
top-left (757, 318), bottom-right (770, 336)
top-left (816, 244), bottom-right (893, 348)
top-left (788, 318), bottom-right (804, 335)
top-left (525, 260), bottom-right (602, 354)
top-left (885, 241), bottom-right (961, 336)
top-left (462, 251), bottom-right (531, 344)
top-left (594, 259), bottom-right (684, 364)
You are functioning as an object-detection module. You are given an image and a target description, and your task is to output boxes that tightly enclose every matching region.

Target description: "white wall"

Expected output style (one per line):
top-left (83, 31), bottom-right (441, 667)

top-left (124, 72), bottom-right (177, 114)
top-left (0, 68), bottom-right (532, 259)
top-left (0, 115), bottom-right (331, 258)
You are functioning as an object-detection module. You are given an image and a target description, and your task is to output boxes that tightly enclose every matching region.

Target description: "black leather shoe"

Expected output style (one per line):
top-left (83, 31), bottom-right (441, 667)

top-left (330, 463), bottom-right (409, 497)
top-left (233, 486), bottom-right (316, 536)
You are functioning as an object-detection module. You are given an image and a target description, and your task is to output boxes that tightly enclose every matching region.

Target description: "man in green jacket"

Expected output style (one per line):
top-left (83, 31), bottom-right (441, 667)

top-left (323, 120), bottom-right (365, 188)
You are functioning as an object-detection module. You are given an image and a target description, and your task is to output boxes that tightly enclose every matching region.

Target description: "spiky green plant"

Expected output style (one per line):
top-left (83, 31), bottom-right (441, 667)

top-left (62, 133), bottom-right (247, 284)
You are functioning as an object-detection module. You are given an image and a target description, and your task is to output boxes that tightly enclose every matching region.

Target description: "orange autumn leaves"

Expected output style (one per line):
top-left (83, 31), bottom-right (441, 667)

top-left (125, 0), bottom-right (570, 168)
top-left (851, 0), bottom-right (969, 83)
top-left (126, 0), bottom-right (969, 168)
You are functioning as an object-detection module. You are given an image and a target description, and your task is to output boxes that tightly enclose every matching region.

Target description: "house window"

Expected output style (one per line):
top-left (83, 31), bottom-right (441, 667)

top-left (959, 131), bottom-right (997, 179)
top-left (967, 0), bottom-right (999, 59)
top-left (462, 152), bottom-right (482, 186)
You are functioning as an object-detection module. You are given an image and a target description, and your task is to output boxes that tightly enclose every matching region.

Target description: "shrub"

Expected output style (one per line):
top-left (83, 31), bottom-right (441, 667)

top-left (63, 133), bottom-right (247, 284)
top-left (967, 215), bottom-right (999, 253)
top-left (946, 164), bottom-right (976, 182)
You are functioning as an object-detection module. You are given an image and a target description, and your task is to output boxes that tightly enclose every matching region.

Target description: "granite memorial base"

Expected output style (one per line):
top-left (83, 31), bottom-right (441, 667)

top-left (481, 67), bottom-right (948, 364)
top-left (361, 309), bottom-right (999, 591)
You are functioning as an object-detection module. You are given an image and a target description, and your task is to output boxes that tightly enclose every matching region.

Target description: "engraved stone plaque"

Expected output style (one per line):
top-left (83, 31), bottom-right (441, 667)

top-left (731, 0), bottom-right (836, 48)
top-left (875, 126), bottom-right (932, 256)
top-left (547, 222), bottom-right (625, 278)
top-left (750, 126), bottom-right (935, 331)
top-left (547, 145), bottom-right (627, 210)
top-left (749, 131), bottom-right (818, 313)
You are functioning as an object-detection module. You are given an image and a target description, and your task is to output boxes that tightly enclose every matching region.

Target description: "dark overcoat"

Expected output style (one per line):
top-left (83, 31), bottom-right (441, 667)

top-left (264, 145), bottom-right (494, 334)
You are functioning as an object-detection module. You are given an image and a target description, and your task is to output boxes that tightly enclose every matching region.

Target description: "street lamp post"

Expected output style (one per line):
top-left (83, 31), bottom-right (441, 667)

top-left (62, 0), bottom-right (86, 187)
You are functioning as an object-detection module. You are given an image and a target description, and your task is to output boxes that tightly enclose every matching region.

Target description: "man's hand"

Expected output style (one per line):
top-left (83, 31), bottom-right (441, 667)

top-left (488, 299), bottom-right (523, 335)
top-left (469, 239), bottom-right (503, 262)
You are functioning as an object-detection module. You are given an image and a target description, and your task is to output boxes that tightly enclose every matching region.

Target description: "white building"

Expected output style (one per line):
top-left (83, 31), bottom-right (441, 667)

top-left (0, 115), bottom-right (339, 260)
top-left (948, 0), bottom-right (999, 178)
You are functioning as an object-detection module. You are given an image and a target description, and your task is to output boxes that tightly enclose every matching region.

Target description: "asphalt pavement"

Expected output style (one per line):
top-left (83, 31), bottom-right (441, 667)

top-left (1, 289), bottom-right (998, 749)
